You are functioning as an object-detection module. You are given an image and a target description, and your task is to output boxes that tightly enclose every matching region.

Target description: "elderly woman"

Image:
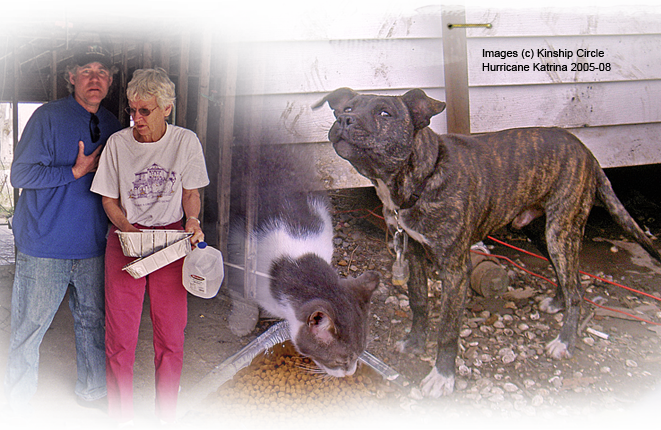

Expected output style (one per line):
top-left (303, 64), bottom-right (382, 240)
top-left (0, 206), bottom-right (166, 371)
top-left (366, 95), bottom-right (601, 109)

top-left (91, 68), bottom-right (209, 425)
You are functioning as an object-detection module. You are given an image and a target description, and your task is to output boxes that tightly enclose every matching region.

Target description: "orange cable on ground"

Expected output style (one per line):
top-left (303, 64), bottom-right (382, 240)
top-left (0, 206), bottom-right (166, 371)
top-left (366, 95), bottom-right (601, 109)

top-left (342, 206), bottom-right (661, 324)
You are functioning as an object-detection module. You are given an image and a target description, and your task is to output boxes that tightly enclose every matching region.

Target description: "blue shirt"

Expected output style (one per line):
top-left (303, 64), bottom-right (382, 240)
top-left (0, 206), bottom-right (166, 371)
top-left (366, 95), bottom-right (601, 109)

top-left (11, 95), bottom-right (122, 259)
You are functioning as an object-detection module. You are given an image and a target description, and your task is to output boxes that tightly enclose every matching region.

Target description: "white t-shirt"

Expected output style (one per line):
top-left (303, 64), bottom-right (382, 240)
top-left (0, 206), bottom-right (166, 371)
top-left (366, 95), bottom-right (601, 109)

top-left (91, 124), bottom-right (210, 227)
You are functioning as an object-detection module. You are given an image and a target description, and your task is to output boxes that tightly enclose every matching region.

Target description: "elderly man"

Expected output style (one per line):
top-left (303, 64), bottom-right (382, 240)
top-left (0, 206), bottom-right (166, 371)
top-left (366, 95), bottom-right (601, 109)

top-left (4, 45), bottom-right (121, 413)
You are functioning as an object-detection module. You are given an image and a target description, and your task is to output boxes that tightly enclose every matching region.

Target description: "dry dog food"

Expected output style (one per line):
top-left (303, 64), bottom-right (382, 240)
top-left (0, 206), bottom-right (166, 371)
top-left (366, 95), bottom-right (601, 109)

top-left (211, 341), bottom-right (380, 419)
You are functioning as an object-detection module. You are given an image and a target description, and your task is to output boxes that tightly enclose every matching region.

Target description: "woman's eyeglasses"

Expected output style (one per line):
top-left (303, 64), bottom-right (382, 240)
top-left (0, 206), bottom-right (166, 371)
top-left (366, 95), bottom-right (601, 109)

top-left (90, 113), bottom-right (100, 143)
top-left (125, 106), bottom-right (159, 117)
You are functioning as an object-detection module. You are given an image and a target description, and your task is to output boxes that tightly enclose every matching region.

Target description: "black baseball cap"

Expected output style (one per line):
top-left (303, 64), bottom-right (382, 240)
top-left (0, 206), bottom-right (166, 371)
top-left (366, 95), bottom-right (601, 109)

top-left (72, 44), bottom-right (113, 69)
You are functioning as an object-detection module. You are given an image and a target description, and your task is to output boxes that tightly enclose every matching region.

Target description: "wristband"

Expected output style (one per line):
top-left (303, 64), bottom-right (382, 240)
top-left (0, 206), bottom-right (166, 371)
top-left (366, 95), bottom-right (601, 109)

top-left (187, 216), bottom-right (200, 224)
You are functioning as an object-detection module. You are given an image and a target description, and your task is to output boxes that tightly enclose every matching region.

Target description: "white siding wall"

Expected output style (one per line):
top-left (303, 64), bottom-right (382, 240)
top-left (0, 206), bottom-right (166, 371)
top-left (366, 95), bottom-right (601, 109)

top-left (465, 4), bottom-right (661, 168)
top-left (229, 4), bottom-right (661, 189)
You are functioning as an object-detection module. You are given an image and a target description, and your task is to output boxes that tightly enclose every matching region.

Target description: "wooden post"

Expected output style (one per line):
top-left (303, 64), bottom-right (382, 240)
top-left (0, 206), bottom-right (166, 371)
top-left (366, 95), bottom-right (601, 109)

top-left (119, 41), bottom-right (129, 127)
top-left (51, 46), bottom-right (57, 101)
top-left (196, 31), bottom-right (212, 224)
top-left (197, 22), bottom-right (211, 153)
top-left (158, 39), bottom-right (171, 73)
top-left (176, 32), bottom-right (190, 128)
top-left (442, 5), bottom-right (471, 135)
top-left (142, 42), bottom-right (153, 69)
top-left (243, 51), bottom-right (265, 303)
top-left (216, 40), bottom-right (238, 257)
top-left (12, 39), bottom-right (20, 219)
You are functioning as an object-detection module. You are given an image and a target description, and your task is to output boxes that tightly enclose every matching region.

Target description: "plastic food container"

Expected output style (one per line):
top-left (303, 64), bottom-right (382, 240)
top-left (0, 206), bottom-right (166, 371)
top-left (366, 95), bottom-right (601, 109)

top-left (122, 236), bottom-right (192, 279)
top-left (117, 230), bottom-right (193, 257)
top-left (179, 321), bottom-right (410, 415)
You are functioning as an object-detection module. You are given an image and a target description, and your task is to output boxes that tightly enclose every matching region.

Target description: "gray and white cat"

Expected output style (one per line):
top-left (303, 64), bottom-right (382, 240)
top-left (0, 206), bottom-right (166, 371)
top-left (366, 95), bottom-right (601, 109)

top-left (227, 144), bottom-right (379, 377)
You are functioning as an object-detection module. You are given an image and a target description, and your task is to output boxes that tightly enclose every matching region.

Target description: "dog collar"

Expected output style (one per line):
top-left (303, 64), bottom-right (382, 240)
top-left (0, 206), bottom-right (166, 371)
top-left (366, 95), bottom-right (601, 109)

top-left (398, 145), bottom-right (442, 210)
top-left (399, 189), bottom-right (423, 209)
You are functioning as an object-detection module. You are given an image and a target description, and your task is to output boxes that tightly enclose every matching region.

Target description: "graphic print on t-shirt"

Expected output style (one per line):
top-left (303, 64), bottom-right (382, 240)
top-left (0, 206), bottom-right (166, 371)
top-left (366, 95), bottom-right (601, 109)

top-left (127, 163), bottom-right (177, 203)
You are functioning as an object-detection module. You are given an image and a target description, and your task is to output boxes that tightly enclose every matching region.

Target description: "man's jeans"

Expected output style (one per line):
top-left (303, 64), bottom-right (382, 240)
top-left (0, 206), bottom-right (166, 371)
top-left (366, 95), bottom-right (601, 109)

top-left (4, 251), bottom-right (106, 410)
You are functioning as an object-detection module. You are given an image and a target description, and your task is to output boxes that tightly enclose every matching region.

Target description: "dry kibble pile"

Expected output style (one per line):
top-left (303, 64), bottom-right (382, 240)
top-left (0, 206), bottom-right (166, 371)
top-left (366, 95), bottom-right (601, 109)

top-left (212, 342), bottom-right (381, 419)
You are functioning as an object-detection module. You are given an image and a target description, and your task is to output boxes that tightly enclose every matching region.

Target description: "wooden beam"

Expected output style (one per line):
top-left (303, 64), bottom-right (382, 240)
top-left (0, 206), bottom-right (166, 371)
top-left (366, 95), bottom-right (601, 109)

top-left (176, 32), bottom-right (190, 128)
top-left (119, 41), bottom-right (129, 127)
top-left (158, 39), bottom-right (171, 73)
top-left (12, 39), bottom-right (20, 215)
top-left (242, 51), bottom-right (266, 303)
top-left (441, 5), bottom-right (471, 134)
top-left (50, 45), bottom-right (57, 101)
top-left (142, 42), bottom-right (153, 69)
top-left (196, 31), bottom-right (212, 225)
top-left (216, 40), bottom-right (238, 256)
top-left (196, 32), bottom-right (211, 153)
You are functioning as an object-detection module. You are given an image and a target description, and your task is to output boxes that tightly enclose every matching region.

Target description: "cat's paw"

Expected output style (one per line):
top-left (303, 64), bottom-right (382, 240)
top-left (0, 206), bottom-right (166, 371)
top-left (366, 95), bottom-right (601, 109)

top-left (420, 367), bottom-right (455, 397)
top-left (546, 336), bottom-right (572, 359)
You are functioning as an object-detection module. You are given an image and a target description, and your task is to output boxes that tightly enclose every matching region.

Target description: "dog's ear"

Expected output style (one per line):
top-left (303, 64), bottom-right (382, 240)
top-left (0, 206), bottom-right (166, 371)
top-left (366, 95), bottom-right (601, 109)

top-left (312, 87), bottom-right (358, 112)
top-left (402, 89), bottom-right (446, 130)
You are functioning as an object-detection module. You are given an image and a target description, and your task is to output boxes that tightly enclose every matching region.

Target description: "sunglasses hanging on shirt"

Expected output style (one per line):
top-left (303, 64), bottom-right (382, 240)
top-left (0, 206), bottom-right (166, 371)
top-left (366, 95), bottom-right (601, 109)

top-left (90, 113), bottom-right (100, 143)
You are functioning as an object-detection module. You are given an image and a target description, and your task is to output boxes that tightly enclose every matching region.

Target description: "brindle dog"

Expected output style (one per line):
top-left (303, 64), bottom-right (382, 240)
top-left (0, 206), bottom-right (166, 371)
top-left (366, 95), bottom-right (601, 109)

top-left (313, 87), bottom-right (661, 397)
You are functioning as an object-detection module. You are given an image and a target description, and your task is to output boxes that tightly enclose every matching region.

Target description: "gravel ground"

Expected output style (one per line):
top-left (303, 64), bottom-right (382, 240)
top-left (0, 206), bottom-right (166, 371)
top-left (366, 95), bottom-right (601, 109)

top-left (187, 184), bottom-right (661, 430)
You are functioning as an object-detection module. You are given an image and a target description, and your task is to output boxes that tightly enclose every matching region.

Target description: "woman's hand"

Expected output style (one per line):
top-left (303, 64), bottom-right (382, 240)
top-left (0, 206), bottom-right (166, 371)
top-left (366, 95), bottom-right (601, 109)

top-left (102, 196), bottom-right (140, 232)
top-left (182, 188), bottom-right (204, 245)
top-left (185, 217), bottom-right (204, 245)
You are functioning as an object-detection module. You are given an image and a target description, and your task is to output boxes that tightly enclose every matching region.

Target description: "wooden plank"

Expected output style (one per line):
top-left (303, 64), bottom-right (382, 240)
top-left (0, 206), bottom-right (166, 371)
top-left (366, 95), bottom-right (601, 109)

top-left (196, 33), bottom-right (211, 152)
top-left (220, 81), bottom-right (661, 148)
top-left (442, 5), bottom-right (470, 134)
top-left (120, 41), bottom-right (129, 128)
top-left (242, 84), bottom-right (266, 304)
top-left (468, 34), bottom-right (661, 86)
top-left (176, 32), bottom-right (190, 128)
top-left (301, 122), bottom-right (661, 191)
top-left (216, 40), bottom-right (238, 256)
top-left (570, 123), bottom-right (661, 168)
top-left (468, 80), bottom-right (661, 131)
top-left (464, 5), bottom-right (661, 38)
top-left (196, 31), bottom-right (212, 225)
top-left (230, 88), bottom-right (448, 146)
top-left (142, 42), bottom-right (152, 69)
top-left (210, 0), bottom-right (441, 42)
top-left (50, 46), bottom-right (57, 101)
top-left (158, 39), bottom-right (171, 72)
top-left (12, 38), bottom-right (19, 211)
top-left (234, 38), bottom-right (445, 96)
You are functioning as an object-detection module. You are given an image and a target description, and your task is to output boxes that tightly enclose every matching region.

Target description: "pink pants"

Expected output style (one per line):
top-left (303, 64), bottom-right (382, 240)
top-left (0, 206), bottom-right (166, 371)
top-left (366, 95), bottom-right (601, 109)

top-left (105, 223), bottom-right (188, 424)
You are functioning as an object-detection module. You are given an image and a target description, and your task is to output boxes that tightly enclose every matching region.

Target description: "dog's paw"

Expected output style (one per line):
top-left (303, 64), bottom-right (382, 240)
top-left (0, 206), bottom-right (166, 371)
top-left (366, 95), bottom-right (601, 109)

top-left (546, 336), bottom-right (572, 359)
top-left (539, 297), bottom-right (563, 314)
top-left (420, 367), bottom-right (455, 398)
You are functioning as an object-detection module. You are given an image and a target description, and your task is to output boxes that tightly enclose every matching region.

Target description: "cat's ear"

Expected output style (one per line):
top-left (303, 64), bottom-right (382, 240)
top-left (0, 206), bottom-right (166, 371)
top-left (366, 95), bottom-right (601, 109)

top-left (301, 300), bottom-right (337, 344)
top-left (345, 271), bottom-right (380, 304)
top-left (307, 310), bottom-right (336, 344)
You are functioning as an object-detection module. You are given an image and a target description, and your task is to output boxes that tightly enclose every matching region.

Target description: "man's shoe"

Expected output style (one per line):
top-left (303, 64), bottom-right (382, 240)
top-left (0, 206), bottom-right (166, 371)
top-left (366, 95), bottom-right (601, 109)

top-left (5, 418), bottom-right (28, 430)
top-left (76, 395), bottom-right (108, 413)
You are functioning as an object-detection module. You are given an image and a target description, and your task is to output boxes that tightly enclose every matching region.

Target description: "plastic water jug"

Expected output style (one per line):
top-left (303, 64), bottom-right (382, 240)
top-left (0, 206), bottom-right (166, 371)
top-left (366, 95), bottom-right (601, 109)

top-left (182, 242), bottom-right (224, 299)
